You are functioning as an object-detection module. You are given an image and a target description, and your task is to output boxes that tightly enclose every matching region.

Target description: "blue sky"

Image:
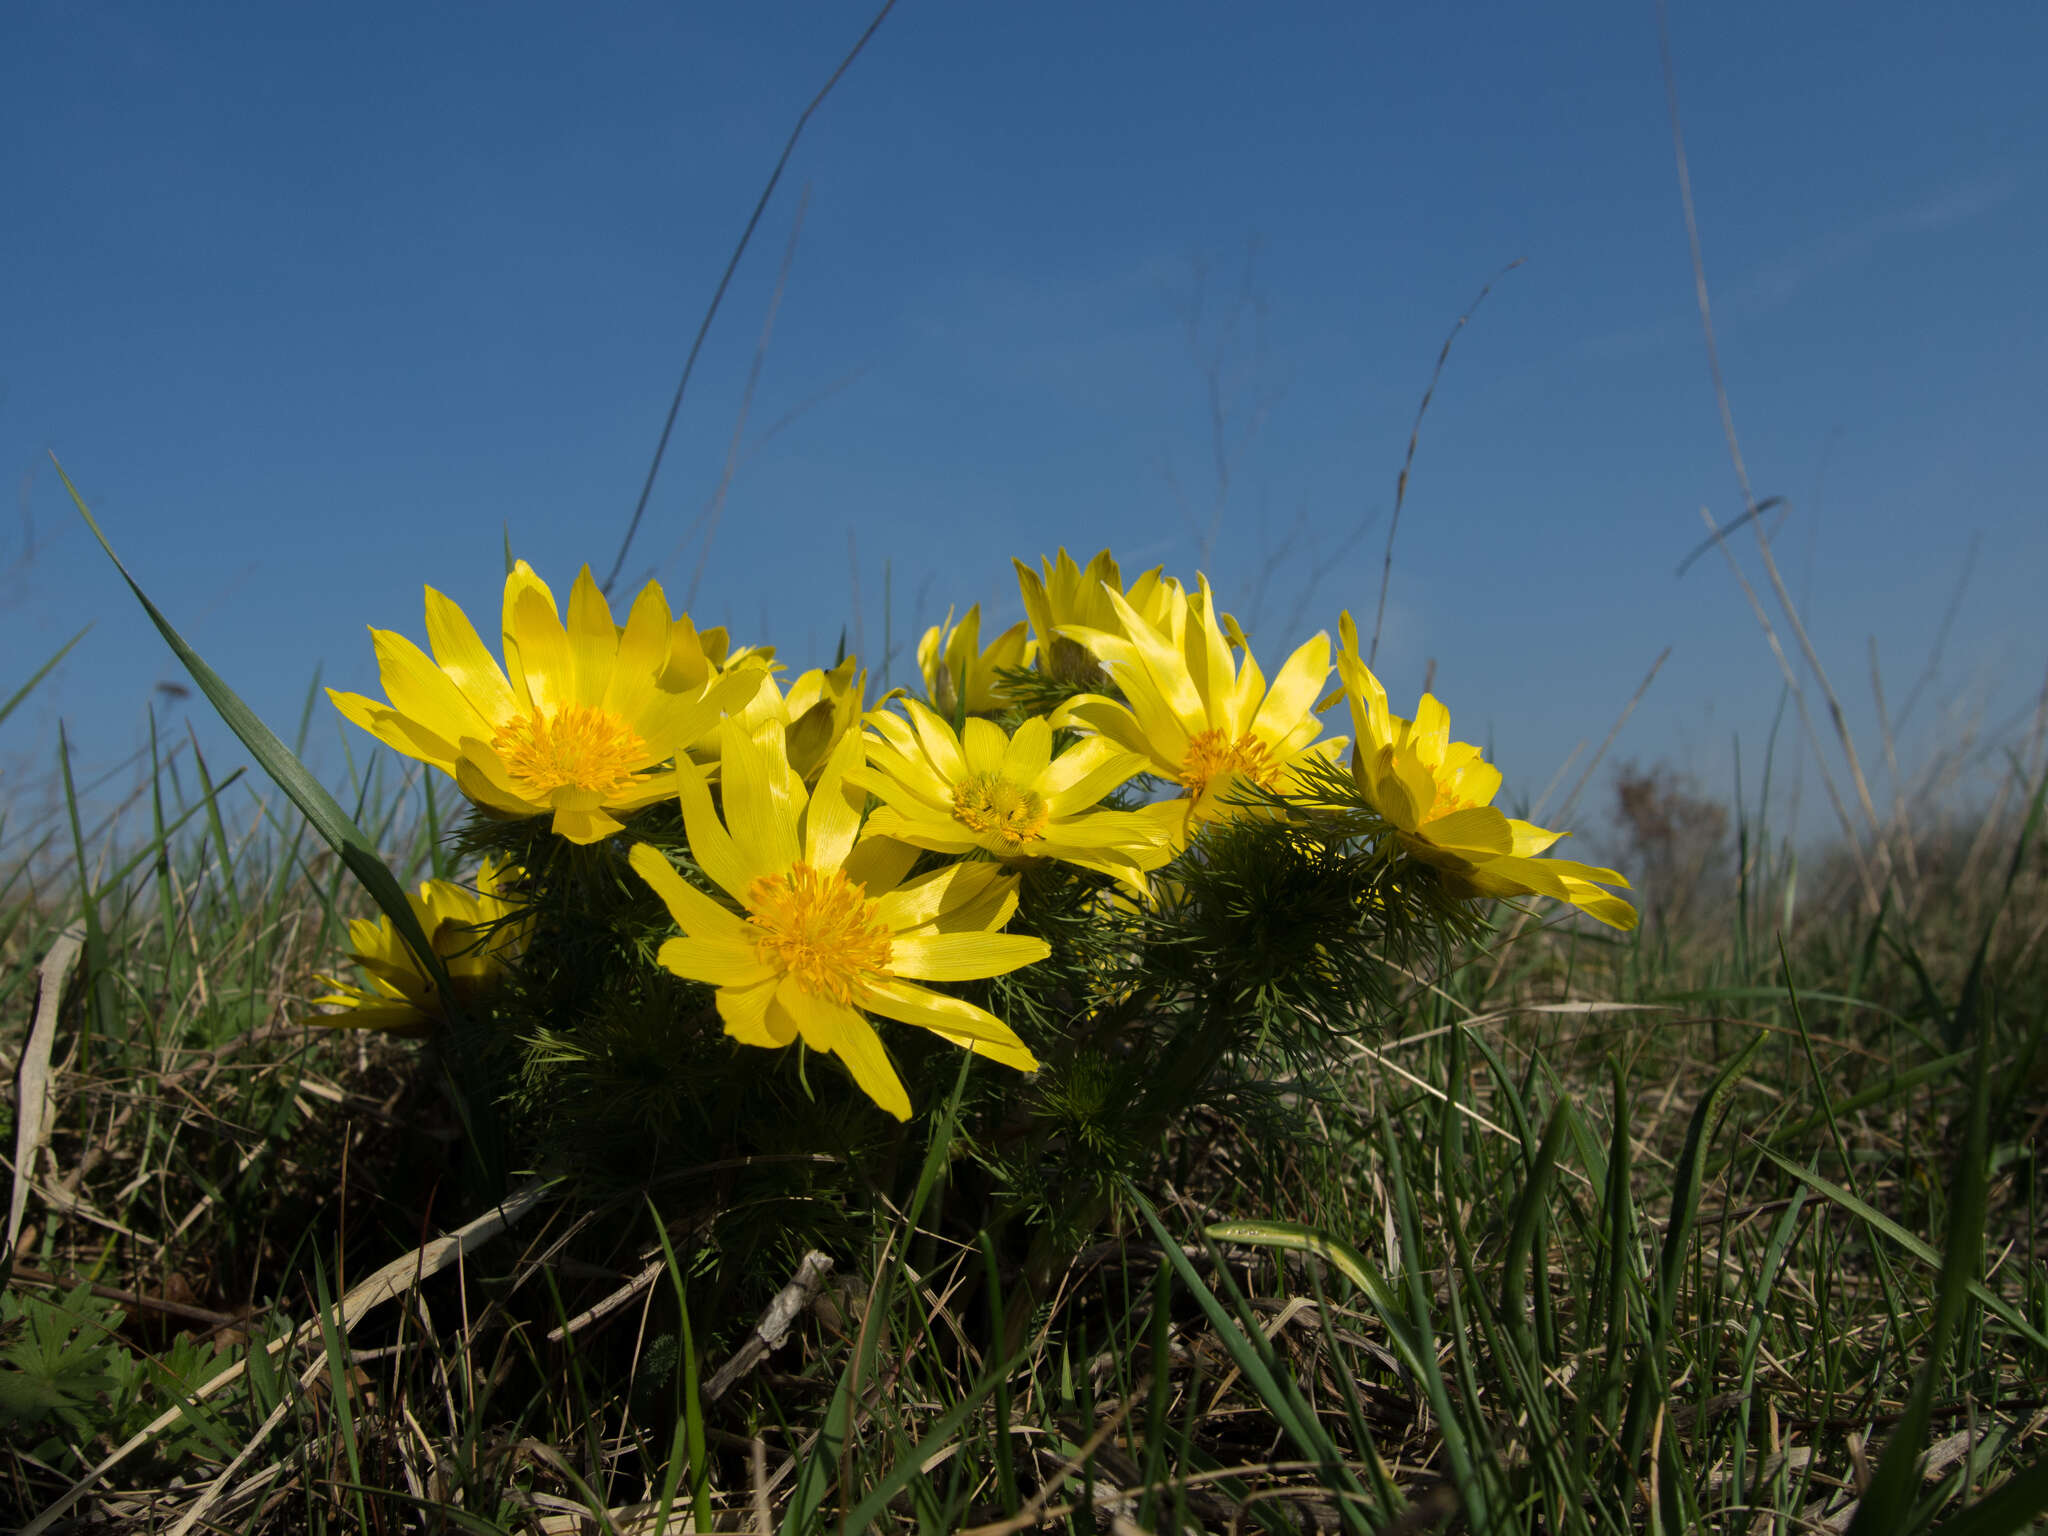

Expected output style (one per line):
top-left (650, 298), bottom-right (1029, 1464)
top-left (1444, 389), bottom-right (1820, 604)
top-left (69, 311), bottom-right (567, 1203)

top-left (4, 0), bottom-right (2044, 854)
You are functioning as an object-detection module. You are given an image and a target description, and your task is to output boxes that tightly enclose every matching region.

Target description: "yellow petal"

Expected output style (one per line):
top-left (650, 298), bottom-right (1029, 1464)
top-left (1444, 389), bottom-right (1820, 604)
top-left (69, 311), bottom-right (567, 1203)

top-left (511, 584), bottom-right (575, 716)
top-left (1187, 578), bottom-right (1239, 725)
top-left (1420, 806), bottom-right (1514, 859)
top-left (498, 561), bottom-right (557, 714)
top-left (423, 587), bottom-right (519, 727)
top-left (1506, 818), bottom-right (1564, 858)
top-left (717, 973), bottom-right (789, 1047)
top-left (1056, 697), bottom-right (1178, 778)
top-left (1013, 557), bottom-right (1055, 649)
top-left (845, 760), bottom-right (933, 817)
top-left (916, 613), bottom-right (948, 702)
top-left (717, 717), bottom-right (800, 879)
top-left (864, 705), bottom-right (923, 761)
top-left (330, 689), bottom-right (461, 774)
top-left (609, 772), bottom-right (683, 811)
top-left (1038, 808), bottom-right (1165, 852)
top-left (564, 567), bottom-right (619, 706)
top-left (1559, 877), bottom-right (1639, 930)
top-left (862, 805), bottom-right (980, 857)
top-left (549, 792), bottom-right (624, 845)
top-left (1098, 587), bottom-right (1207, 728)
top-left (1249, 632), bottom-right (1331, 746)
top-left (961, 717), bottom-right (1008, 776)
top-left (1043, 844), bottom-right (1157, 901)
top-left (1368, 746), bottom-right (1430, 830)
top-left (671, 754), bottom-right (757, 902)
top-left (655, 931), bottom-right (773, 988)
top-left (904, 699), bottom-right (969, 782)
top-left (1451, 853), bottom-right (1570, 901)
top-left (842, 835), bottom-right (920, 894)
top-left (873, 859), bottom-right (1015, 934)
top-left (803, 722), bottom-right (867, 872)
top-left (633, 667), bottom-right (756, 760)
top-left (1039, 736), bottom-right (1145, 815)
top-left (778, 985), bottom-right (911, 1121)
top-left (605, 579), bottom-right (675, 727)
top-left (859, 721), bottom-right (956, 803)
top-left (1411, 694), bottom-right (1452, 763)
top-left (310, 999), bottom-right (432, 1035)
top-left (628, 843), bottom-right (750, 938)
top-left (455, 749), bottom-right (542, 817)
top-left (890, 931), bottom-right (1050, 981)
top-left (1227, 644), bottom-right (1267, 739)
top-left (371, 627), bottom-right (493, 749)
top-left (1543, 856), bottom-right (1631, 889)
top-left (865, 979), bottom-right (1039, 1073)
top-left (999, 716), bottom-right (1054, 788)
top-left (1335, 618), bottom-right (1394, 752)
top-left (1444, 755), bottom-right (1504, 813)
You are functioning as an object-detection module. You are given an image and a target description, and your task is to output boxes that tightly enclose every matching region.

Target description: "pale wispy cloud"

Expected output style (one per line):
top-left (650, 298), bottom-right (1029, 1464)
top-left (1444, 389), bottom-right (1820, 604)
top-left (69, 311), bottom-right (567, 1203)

top-left (1728, 168), bottom-right (2021, 311)
top-left (1576, 166), bottom-right (2021, 361)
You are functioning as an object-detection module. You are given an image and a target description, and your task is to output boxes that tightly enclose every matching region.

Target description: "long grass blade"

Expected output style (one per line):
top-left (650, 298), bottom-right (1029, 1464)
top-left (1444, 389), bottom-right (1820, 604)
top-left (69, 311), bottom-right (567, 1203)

top-left (56, 457), bottom-right (457, 1016)
top-left (1753, 1146), bottom-right (2048, 1354)
top-left (1619, 1026), bottom-right (1767, 1474)
top-left (0, 626), bottom-right (90, 730)
top-left (1845, 991), bottom-right (1996, 1534)
top-left (1928, 1455), bottom-right (2048, 1535)
top-left (1132, 1187), bottom-right (1376, 1536)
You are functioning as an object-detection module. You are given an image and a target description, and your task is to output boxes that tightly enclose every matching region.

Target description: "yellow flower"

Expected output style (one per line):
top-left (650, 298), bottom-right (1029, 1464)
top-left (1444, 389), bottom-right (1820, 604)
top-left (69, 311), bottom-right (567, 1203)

top-left (918, 606), bottom-right (1033, 717)
top-left (1334, 614), bottom-right (1636, 930)
top-left (1057, 575), bottom-right (1341, 832)
top-left (629, 719), bottom-right (1046, 1121)
top-left (781, 658), bottom-right (868, 781)
top-left (1015, 548), bottom-right (1185, 683)
top-left (847, 700), bottom-right (1172, 898)
top-left (717, 658), bottom-right (868, 784)
top-left (313, 858), bottom-right (527, 1033)
top-left (330, 562), bottom-right (756, 845)
top-left (652, 612), bottom-right (775, 693)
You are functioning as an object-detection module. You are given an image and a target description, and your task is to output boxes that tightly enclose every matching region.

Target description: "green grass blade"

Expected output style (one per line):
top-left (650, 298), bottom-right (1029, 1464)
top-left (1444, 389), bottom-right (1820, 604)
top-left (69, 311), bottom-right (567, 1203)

top-left (1947, 768), bottom-right (2046, 1054)
top-left (144, 709), bottom-right (177, 1054)
top-left (1133, 1187), bottom-right (1375, 1536)
top-left (1583, 1054), bottom-right (1641, 1457)
top-left (1846, 1009), bottom-right (1995, 1534)
top-left (977, 1229), bottom-right (1019, 1517)
top-left (1753, 1145), bottom-right (2048, 1353)
top-left (1928, 1455), bottom-right (2048, 1536)
top-left (643, 1196), bottom-right (711, 1535)
top-left (0, 625), bottom-right (90, 729)
top-left (833, 1354), bottom-right (1011, 1536)
top-left (55, 722), bottom-right (110, 1060)
top-left (1721, 1049), bottom-right (1972, 1171)
top-left (57, 457), bottom-right (458, 1017)
top-left (312, 1255), bottom-right (370, 1531)
top-left (1619, 1026), bottom-right (1767, 1473)
top-left (1201, 1219), bottom-right (1385, 1307)
top-left (1498, 1100), bottom-right (1571, 1336)
top-left (1202, 1217), bottom-right (1431, 1386)
top-left (780, 1061), bottom-right (972, 1536)
top-left (1373, 1097), bottom-right (1488, 1526)
top-left (184, 726), bottom-right (246, 932)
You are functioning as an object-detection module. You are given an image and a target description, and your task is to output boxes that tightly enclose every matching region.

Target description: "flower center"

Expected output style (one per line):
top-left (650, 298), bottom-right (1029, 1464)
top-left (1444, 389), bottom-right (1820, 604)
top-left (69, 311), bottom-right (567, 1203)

top-left (490, 705), bottom-right (649, 801)
top-left (745, 862), bottom-right (895, 1004)
top-left (1423, 782), bottom-right (1480, 822)
top-left (1178, 729), bottom-right (1279, 800)
top-left (951, 773), bottom-right (1052, 851)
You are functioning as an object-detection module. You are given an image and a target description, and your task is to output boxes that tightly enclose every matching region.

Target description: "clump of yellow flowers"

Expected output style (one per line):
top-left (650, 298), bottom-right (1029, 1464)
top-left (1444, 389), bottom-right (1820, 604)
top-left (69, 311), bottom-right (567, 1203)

top-left (315, 548), bottom-right (1632, 1128)
top-left (312, 856), bottom-right (529, 1033)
